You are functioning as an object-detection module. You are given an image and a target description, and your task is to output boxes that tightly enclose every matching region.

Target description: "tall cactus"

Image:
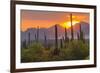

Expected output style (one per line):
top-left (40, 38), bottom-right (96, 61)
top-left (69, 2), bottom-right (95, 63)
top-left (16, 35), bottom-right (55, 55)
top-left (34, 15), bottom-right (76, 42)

top-left (70, 14), bottom-right (74, 40)
top-left (64, 27), bottom-right (67, 48)
top-left (60, 38), bottom-right (63, 48)
top-left (62, 36), bottom-right (64, 42)
top-left (79, 24), bottom-right (84, 42)
top-left (44, 31), bottom-right (47, 48)
top-left (34, 33), bottom-right (37, 42)
top-left (28, 32), bottom-right (30, 45)
top-left (37, 26), bottom-right (39, 43)
top-left (79, 23), bottom-right (82, 35)
top-left (54, 24), bottom-right (59, 55)
top-left (65, 27), bottom-right (68, 42)
top-left (22, 40), bottom-right (26, 48)
top-left (77, 32), bottom-right (80, 40)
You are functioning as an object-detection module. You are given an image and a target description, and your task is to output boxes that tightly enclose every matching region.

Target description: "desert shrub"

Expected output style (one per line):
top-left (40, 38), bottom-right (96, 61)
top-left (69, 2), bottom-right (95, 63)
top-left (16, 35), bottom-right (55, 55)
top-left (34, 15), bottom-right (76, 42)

top-left (61, 40), bottom-right (89, 60)
top-left (21, 42), bottom-right (44, 62)
top-left (21, 40), bottom-right (89, 62)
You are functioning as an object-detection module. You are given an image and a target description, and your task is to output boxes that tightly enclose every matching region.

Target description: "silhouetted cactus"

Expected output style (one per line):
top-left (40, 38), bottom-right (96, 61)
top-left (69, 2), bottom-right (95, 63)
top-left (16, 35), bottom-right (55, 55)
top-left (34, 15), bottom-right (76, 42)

top-left (65, 27), bottom-right (69, 42)
top-left (60, 38), bottom-right (63, 48)
top-left (79, 24), bottom-right (84, 42)
top-left (70, 14), bottom-right (74, 40)
top-left (28, 32), bottom-right (30, 45)
top-left (37, 26), bottom-right (39, 43)
top-left (77, 32), bottom-right (80, 40)
top-left (34, 33), bottom-right (37, 42)
top-left (54, 24), bottom-right (59, 55)
top-left (62, 36), bottom-right (64, 42)
top-left (22, 40), bottom-right (27, 48)
top-left (44, 31), bottom-right (47, 48)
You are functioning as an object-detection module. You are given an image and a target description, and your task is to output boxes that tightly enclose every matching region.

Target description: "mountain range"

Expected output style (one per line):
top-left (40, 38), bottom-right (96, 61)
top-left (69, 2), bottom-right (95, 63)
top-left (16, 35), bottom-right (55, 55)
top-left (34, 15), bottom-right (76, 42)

top-left (21, 21), bottom-right (89, 42)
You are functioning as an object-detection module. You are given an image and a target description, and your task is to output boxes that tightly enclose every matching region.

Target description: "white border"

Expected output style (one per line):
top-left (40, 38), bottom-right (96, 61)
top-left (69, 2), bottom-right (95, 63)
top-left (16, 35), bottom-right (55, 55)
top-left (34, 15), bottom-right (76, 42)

top-left (16, 4), bottom-right (94, 69)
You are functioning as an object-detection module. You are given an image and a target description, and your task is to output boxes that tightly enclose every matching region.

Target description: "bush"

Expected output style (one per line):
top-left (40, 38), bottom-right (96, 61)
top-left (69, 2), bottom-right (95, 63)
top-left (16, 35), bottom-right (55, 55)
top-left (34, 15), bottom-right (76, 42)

top-left (21, 43), bottom-right (44, 62)
top-left (61, 40), bottom-right (89, 60)
top-left (21, 40), bottom-right (89, 62)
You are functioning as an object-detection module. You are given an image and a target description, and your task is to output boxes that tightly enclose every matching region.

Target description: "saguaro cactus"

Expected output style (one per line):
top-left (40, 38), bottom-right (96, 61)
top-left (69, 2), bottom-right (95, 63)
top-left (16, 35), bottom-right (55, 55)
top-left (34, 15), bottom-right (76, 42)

top-left (34, 33), bottom-right (37, 42)
top-left (70, 14), bottom-right (74, 40)
top-left (60, 38), bottom-right (63, 48)
top-left (54, 24), bottom-right (59, 55)
top-left (77, 32), bottom-right (80, 40)
top-left (64, 27), bottom-right (68, 48)
top-left (28, 32), bottom-right (30, 45)
top-left (37, 26), bottom-right (39, 43)
top-left (22, 40), bottom-right (26, 48)
top-left (65, 27), bottom-right (68, 42)
top-left (62, 36), bottom-right (64, 42)
top-left (79, 24), bottom-right (84, 42)
top-left (44, 31), bottom-right (47, 48)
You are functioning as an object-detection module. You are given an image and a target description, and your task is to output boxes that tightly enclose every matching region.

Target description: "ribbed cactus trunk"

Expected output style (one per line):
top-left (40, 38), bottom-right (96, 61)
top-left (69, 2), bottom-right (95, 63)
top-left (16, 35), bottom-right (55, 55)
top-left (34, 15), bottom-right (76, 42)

top-left (37, 26), bottom-right (39, 43)
top-left (60, 39), bottom-right (63, 48)
top-left (64, 27), bottom-right (67, 48)
top-left (54, 24), bottom-right (59, 55)
top-left (65, 27), bottom-right (68, 42)
top-left (79, 24), bottom-right (84, 42)
top-left (22, 40), bottom-right (26, 48)
top-left (28, 32), bottom-right (30, 45)
top-left (44, 32), bottom-right (47, 48)
top-left (79, 24), bottom-right (82, 36)
top-left (70, 14), bottom-right (74, 40)
top-left (62, 36), bottom-right (64, 42)
top-left (77, 32), bottom-right (80, 40)
top-left (35, 33), bottom-right (37, 42)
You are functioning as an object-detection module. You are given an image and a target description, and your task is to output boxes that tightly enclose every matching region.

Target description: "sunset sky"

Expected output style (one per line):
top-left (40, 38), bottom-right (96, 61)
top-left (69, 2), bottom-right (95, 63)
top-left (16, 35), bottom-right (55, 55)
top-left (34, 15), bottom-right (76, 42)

top-left (21, 10), bottom-right (89, 32)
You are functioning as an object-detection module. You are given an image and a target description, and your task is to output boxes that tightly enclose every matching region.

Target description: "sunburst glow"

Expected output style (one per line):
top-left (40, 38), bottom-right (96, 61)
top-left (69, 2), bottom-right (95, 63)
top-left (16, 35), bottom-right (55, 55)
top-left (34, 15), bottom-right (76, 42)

top-left (62, 20), bottom-right (80, 28)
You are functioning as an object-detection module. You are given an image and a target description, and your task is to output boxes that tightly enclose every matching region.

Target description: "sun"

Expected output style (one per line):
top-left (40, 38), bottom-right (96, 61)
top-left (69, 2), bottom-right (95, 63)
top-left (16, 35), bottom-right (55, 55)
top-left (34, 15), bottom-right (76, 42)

top-left (62, 20), bottom-right (80, 29)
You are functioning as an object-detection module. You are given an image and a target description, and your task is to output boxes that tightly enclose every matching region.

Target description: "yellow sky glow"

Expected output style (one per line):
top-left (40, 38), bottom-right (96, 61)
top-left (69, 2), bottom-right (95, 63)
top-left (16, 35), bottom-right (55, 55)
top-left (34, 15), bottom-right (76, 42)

top-left (61, 20), bottom-right (80, 29)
